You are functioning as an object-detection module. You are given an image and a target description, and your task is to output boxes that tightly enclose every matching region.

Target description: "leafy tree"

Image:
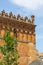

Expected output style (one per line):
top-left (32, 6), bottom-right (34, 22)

top-left (0, 31), bottom-right (19, 65)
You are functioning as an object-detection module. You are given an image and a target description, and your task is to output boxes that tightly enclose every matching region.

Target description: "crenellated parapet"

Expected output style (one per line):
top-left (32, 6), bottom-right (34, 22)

top-left (0, 10), bottom-right (35, 24)
top-left (0, 10), bottom-right (36, 44)
top-left (0, 10), bottom-right (38, 65)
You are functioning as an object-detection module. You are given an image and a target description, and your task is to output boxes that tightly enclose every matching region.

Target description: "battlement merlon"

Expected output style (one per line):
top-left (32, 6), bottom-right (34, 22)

top-left (0, 10), bottom-right (36, 34)
top-left (0, 10), bottom-right (35, 23)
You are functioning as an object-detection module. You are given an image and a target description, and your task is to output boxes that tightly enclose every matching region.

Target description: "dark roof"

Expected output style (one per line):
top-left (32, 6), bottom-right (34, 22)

top-left (29, 59), bottom-right (43, 65)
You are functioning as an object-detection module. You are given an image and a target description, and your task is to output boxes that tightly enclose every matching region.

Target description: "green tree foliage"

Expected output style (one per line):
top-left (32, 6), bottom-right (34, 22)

top-left (0, 31), bottom-right (19, 65)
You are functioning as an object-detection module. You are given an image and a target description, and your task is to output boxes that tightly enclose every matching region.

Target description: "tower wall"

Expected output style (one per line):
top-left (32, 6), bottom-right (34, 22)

top-left (0, 10), bottom-right (39, 65)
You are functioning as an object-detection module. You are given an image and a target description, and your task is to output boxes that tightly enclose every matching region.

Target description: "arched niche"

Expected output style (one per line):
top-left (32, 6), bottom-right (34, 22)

top-left (23, 33), bottom-right (28, 41)
top-left (1, 29), bottom-right (5, 37)
top-left (10, 32), bottom-right (14, 37)
top-left (18, 33), bottom-right (23, 40)
top-left (28, 34), bottom-right (32, 42)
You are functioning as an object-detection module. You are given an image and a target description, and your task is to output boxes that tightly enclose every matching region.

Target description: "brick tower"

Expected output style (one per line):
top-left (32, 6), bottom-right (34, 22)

top-left (0, 10), bottom-right (39, 65)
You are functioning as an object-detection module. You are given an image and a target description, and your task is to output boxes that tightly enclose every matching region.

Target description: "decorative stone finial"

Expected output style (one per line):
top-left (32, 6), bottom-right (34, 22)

top-left (24, 16), bottom-right (28, 22)
top-left (1, 10), bottom-right (5, 16)
top-left (31, 15), bottom-right (35, 24)
top-left (17, 14), bottom-right (21, 20)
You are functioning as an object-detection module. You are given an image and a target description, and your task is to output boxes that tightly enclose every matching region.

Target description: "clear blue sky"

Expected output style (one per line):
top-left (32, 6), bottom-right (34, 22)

top-left (0, 0), bottom-right (43, 53)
